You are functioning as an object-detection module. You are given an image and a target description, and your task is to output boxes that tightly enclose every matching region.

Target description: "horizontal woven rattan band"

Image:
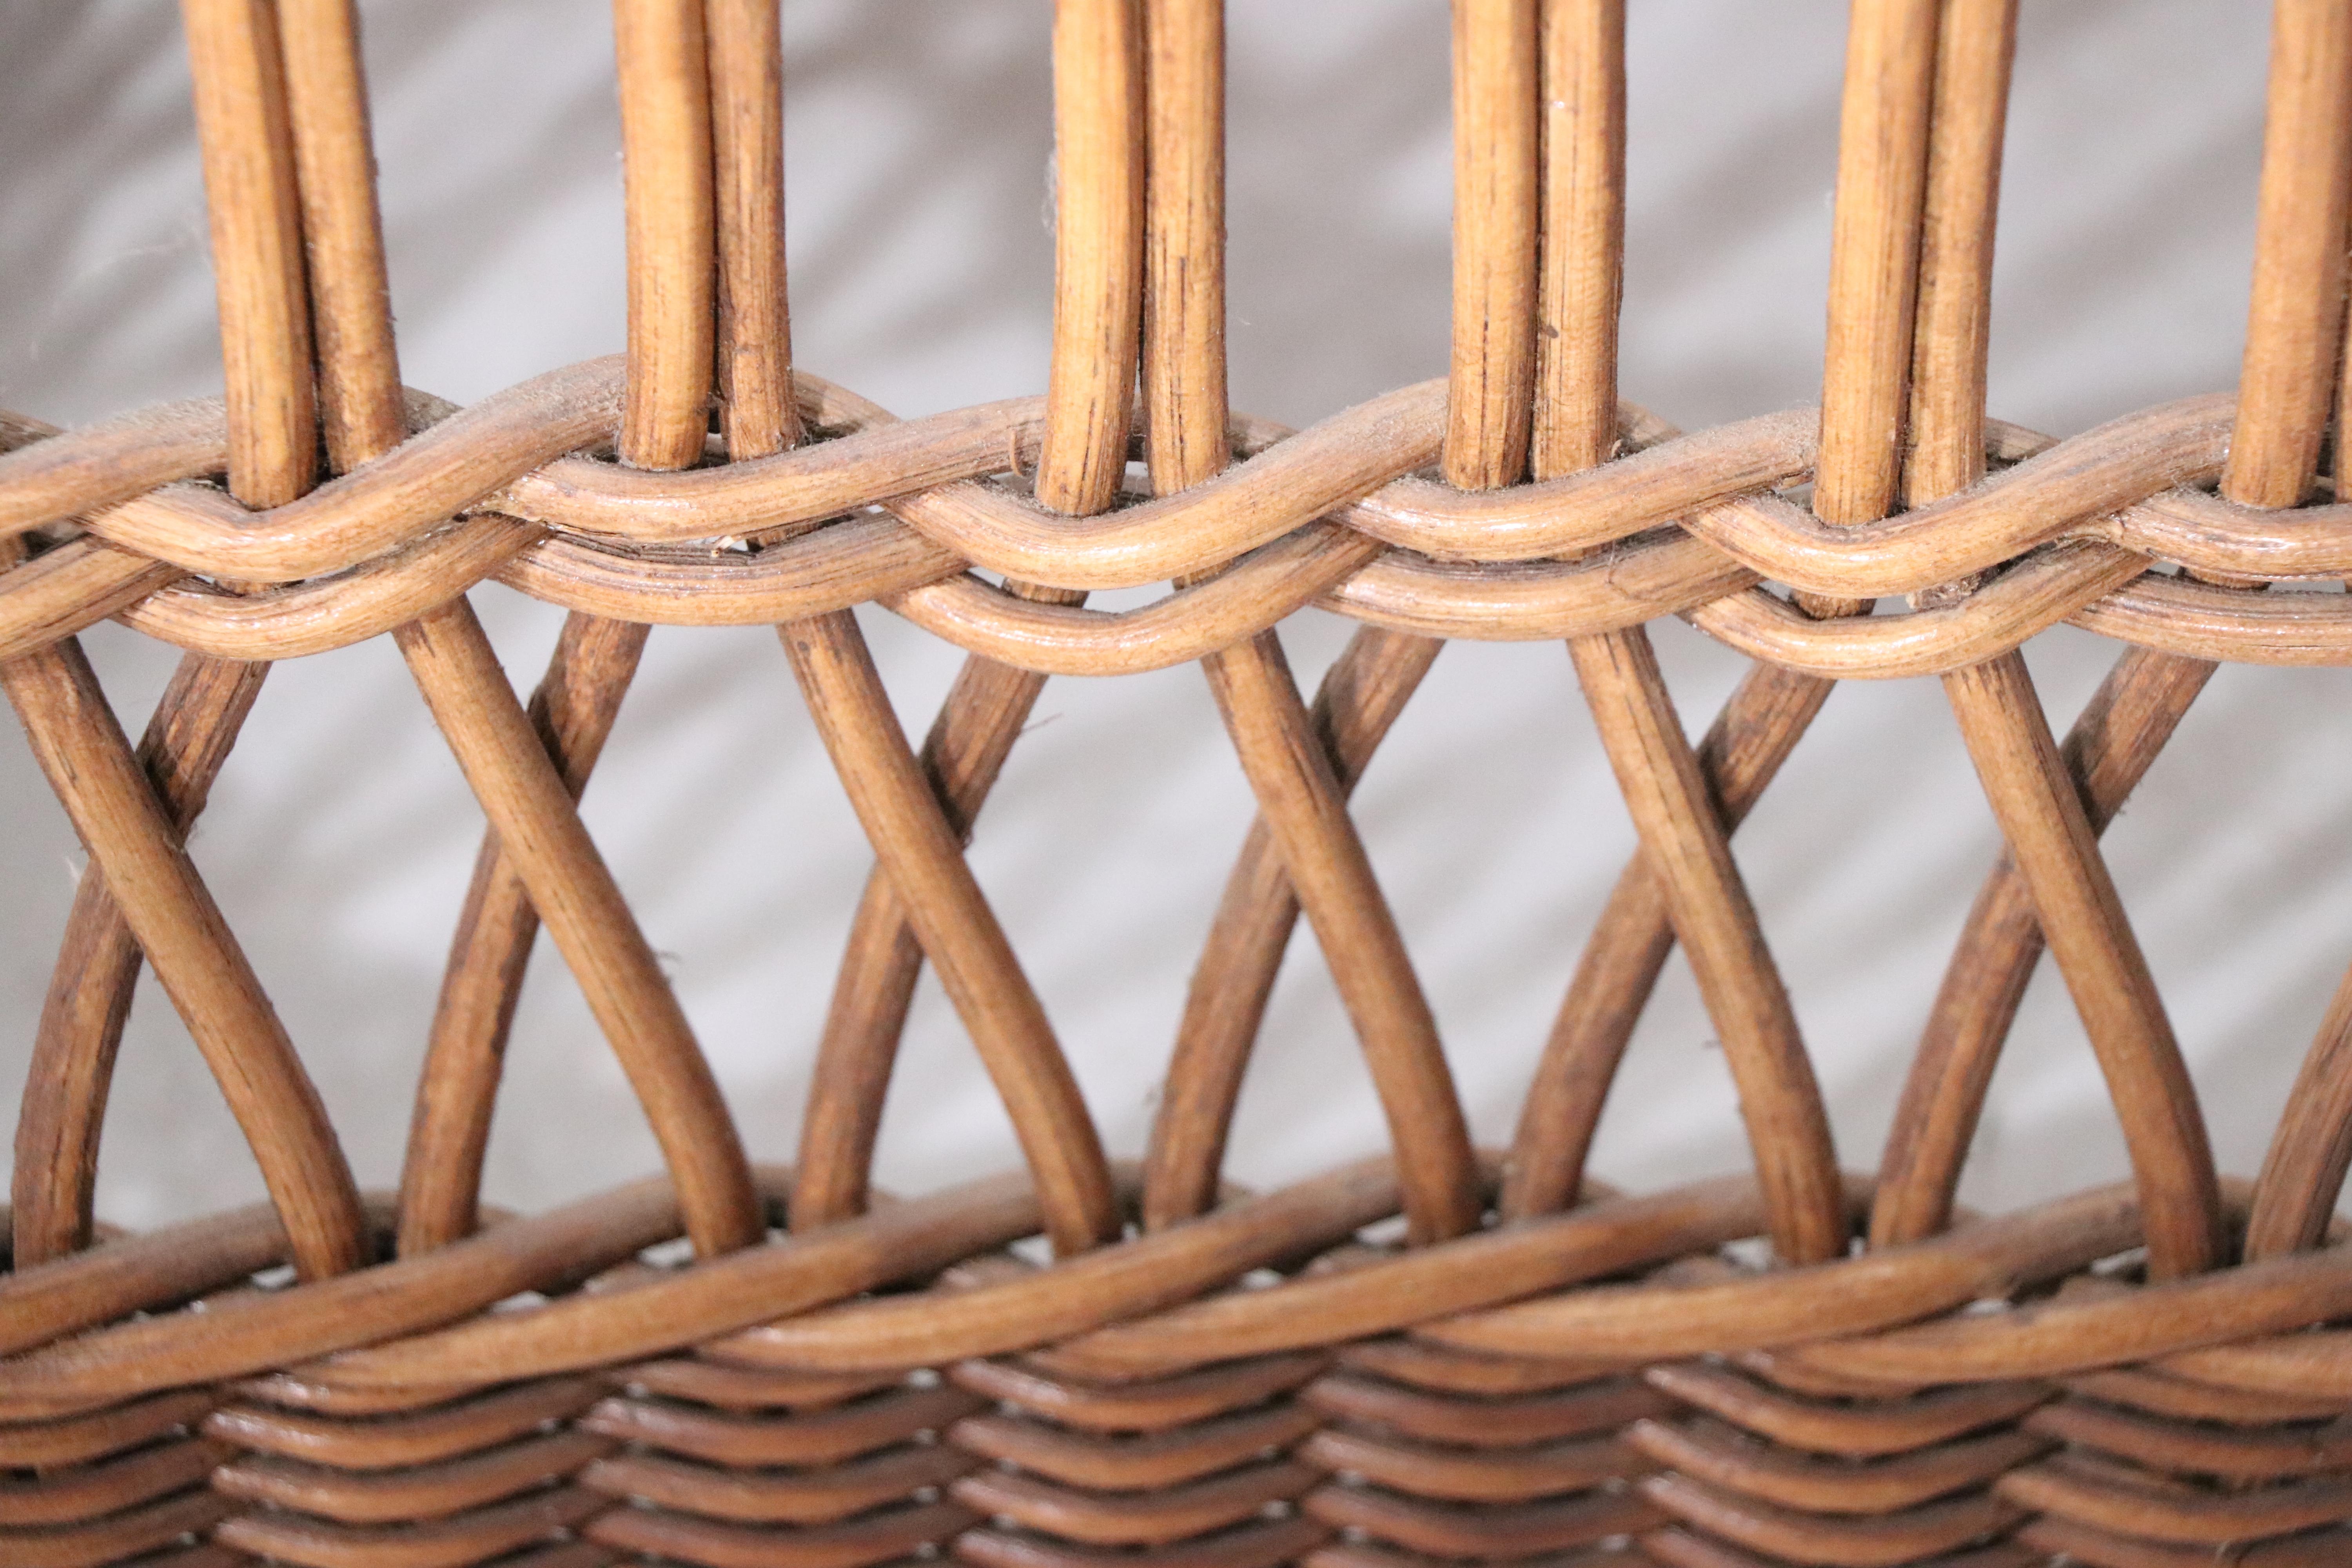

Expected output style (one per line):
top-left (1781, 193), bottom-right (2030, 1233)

top-left (10, 2), bottom-right (2352, 1566)
top-left (15, 380), bottom-right (2352, 675)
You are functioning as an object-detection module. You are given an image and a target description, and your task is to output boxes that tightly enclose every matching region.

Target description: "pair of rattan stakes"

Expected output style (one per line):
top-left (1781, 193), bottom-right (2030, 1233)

top-left (9, 0), bottom-right (2352, 1565)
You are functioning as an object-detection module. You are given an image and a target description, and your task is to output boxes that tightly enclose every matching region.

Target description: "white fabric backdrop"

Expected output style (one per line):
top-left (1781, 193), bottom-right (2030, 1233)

top-left (5, 2), bottom-right (2347, 1238)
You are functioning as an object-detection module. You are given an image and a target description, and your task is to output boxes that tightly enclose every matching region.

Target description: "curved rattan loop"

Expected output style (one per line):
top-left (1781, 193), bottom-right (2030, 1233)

top-left (788, 623), bottom-right (1073, 1232)
top-left (11, 653), bottom-right (268, 1266)
top-left (1145, 625), bottom-right (1442, 1230)
top-left (1873, 644), bottom-right (2218, 1247)
top-left (397, 611), bottom-right (651, 1256)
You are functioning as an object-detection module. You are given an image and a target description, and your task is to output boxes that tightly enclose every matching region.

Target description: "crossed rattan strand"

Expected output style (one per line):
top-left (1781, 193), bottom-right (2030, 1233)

top-left (9, 364), bottom-right (2343, 1279)
top-left (12, 0), bottom-right (771, 1274)
top-left (1196, 0), bottom-right (1479, 1246)
top-left (1880, 0), bottom-right (2352, 1261)
top-left (785, 0), bottom-right (1133, 1255)
top-left (788, 0), bottom-right (1136, 1246)
top-left (0, 385), bottom-right (2335, 1274)
top-left (4, 364), bottom-right (2333, 1260)
top-left (294, 0), bottom-right (766, 1261)
top-left (399, 0), bottom-right (764, 1262)
top-left (1532, 0), bottom-right (1847, 1268)
top-left (0, 390), bottom-right (2333, 1250)
top-left (3, 0), bottom-right (368, 1282)
top-left (1895, 0), bottom-right (2226, 1281)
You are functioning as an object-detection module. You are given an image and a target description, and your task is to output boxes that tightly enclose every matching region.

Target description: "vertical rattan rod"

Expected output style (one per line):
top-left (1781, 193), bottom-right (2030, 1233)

top-left (1141, 0), bottom-right (1227, 492)
top-left (1529, 0), bottom-right (1621, 481)
top-left (1813, 0), bottom-right (1937, 532)
top-left (2226, 0), bottom-right (2352, 511)
top-left (183, 0), bottom-right (318, 509)
top-left (1444, 0), bottom-right (1539, 490)
top-left (1038, 0), bottom-right (1145, 514)
top-left (274, 0), bottom-right (405, 471)
top-left (706, 0), bottom-right (800, 459)
top-left (614, 0), bottom-right (717, 471)
top-left (1900, 0), bottom-right (2007, 513)
top-left (2235, 0), bottom-right (2352, 1260)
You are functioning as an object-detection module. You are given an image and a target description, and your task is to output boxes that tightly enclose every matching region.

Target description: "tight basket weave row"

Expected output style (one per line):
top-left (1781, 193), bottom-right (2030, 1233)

top-left (9, 3), bottom-right (2352, 1566)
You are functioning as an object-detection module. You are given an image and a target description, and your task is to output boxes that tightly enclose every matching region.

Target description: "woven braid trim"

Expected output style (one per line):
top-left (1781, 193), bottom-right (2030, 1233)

top-left (5, 1159), bottom-right (2351, 1420)
top-left (5, 365), bottom-right (2347, 680)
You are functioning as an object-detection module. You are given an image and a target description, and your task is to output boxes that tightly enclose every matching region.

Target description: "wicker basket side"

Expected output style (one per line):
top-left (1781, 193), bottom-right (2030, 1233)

top-left (10, 2), bottom-right (2352, 1567)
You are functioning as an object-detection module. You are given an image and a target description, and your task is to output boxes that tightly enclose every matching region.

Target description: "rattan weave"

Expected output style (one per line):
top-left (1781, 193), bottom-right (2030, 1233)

top-left (9, 3), bottom-right (2352, 1566)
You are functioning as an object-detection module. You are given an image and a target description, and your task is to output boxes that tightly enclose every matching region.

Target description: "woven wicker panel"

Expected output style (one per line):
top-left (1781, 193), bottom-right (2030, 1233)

top-left (9, 3), bottom-right (2352, 1566)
